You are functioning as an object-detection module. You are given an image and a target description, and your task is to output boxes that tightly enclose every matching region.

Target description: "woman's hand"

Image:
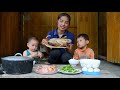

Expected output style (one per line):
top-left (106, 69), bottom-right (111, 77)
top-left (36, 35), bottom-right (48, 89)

top-left (41, 35), bottom-right (51, 45)
top-left (41, 38), bottom-right (48, 45)
top-left (65, 44), bottom-right (74, 54)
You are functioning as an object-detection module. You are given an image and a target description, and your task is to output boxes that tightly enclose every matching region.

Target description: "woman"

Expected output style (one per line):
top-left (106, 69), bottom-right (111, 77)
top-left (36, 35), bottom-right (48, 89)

top-left (41, 13), bottom-right (74, 64)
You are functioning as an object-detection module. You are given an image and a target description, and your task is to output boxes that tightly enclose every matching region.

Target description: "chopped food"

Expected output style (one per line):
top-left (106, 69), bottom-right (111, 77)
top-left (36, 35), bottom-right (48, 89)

top-left (35, 65), bottom-right (57, 74)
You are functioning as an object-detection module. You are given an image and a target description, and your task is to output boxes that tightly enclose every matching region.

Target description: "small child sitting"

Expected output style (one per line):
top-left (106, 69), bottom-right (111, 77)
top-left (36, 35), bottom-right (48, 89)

top-left (23, 37), bottom-right (43, 64)
top-left (73, 34), bottom-right (94, 60)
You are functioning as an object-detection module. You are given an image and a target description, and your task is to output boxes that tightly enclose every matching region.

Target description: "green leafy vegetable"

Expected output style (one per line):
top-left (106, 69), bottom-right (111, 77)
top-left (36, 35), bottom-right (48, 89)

top-left (60, 65), bottom-right (78, 73)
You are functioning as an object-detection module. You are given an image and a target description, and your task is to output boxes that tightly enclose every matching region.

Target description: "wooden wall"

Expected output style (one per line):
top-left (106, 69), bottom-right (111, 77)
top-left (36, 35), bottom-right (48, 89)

top-left (2, 12), bottom-right (120, 63)
top-left (0, 12), bottom-right (22, 57)
top-left (107, 12), bottom-right (120, 63)
top-left (77, 12), bottom-right (98, 58)
top-left (23, 12), bottom-right (98, 58)
top-left (0, 12), bottom-right (98, 60)
top-left (98, 12), bottom-right (107, 59)
top-left (23, 12), bottom-right (78, 51)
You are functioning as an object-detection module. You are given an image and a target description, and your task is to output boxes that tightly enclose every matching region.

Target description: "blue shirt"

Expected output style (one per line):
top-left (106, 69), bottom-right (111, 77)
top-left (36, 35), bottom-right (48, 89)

top-left (47, 29), bottom-right (75, 53)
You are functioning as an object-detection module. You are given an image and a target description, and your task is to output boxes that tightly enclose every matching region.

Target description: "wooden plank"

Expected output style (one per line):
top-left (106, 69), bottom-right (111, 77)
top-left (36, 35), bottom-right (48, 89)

top-left (77, 12), bottom-right (98, 58)
top-left (0, 12), bottom-right (22, 56)
top-left (107, 12), bottom-right (120, 63)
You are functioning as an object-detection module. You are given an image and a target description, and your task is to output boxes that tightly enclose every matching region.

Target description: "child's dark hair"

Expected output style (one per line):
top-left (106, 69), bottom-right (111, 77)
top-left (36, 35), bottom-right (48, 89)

top-left (57, 13), bottom-right (71, 24)
top-left (28, 37), bottom-right (39, 43)
top-left (77, 34), bottom-right (89, 40)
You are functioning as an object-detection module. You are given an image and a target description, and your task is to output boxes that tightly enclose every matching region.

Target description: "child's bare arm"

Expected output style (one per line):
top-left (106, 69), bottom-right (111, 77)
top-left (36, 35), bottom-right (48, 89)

top-left (73, 49), bottom-right (80, 60)
top-left (90, 49), bottom-right (95, 59)
top-left (37, 51), bottom-right (43, 58)
top-left (23, 51), bottom-right (27, 57)
top-left (31, 52), bottom-right (38, 58)
top-left (23, 51), bottom-right (38, 58)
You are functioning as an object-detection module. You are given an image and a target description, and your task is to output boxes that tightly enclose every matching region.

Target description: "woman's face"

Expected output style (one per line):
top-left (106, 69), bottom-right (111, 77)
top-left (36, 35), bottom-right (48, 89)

top-left (57, 16), bottom-right (70, 31)
top-left (77, 37), bottom-right (89, 49)
top-left (27, 39), bottom-right (38, 52)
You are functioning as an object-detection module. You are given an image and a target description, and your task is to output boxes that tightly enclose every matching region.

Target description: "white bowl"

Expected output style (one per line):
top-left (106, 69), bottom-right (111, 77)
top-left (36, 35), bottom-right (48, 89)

top-left (80, 59), bottom-right (100, 68)
top-left (68, 59), bottom-right (79, 66)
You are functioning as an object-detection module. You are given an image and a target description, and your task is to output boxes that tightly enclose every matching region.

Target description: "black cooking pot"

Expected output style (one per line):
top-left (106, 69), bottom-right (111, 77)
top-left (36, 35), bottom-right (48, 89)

top-left (1, 53), bottom-right (34, 74)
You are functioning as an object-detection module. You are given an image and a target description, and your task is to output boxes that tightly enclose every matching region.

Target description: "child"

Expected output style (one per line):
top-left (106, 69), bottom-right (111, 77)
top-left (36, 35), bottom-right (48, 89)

top-left (23, 37), bottom-right (43, 64)
top-left (73, 34), bottom-right (94, 60)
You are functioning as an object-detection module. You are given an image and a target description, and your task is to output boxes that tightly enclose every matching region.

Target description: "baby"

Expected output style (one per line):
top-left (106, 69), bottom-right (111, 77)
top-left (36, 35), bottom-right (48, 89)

top-left (23, 37), bottom-right (43, 64)
top-left (73, 34), bottom-right (94, 60)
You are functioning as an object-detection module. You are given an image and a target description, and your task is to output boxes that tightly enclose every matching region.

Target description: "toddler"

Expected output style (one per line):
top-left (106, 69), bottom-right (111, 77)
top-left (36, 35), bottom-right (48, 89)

top-left (23, 37), bottom-right (43, 64)
top-left (73, 34), bottom-right (94, 60)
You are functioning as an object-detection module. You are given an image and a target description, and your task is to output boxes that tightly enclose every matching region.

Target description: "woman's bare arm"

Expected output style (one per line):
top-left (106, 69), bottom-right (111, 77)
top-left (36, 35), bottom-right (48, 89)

top-left (66, 44), bottom-right (74, 54)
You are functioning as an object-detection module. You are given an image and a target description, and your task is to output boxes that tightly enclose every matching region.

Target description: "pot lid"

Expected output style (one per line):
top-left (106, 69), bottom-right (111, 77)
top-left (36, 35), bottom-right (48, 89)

top-left (1, 56), bottom-right (33, 61)
top-left (2, 56), bottom-right (33, 61)
top-left (1, 53), bottom-right (33, 61)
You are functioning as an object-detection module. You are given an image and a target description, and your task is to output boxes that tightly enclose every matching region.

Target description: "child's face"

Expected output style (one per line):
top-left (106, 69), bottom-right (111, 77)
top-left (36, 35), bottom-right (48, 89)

top-left (57, 16), bottom-right (70, 31)
top-left (77, 37), bottom-right (89, 49)
top-left (27, 39), bottom-right (39, 52)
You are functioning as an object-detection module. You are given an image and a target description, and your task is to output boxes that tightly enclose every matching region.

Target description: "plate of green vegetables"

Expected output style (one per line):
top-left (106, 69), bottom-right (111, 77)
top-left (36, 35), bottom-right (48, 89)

top-left (58, 65), bottom-right (82, 75)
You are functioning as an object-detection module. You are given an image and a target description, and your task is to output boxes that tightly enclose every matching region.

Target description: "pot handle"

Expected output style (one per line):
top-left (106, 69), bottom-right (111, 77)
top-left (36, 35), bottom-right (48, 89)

top-left (15, 53), bottom-right (22, 56)
top-left (0, 65), bottom-right (6, 74)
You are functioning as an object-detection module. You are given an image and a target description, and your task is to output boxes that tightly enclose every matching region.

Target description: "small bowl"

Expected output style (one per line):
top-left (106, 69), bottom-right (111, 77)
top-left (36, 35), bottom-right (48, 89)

top-left (68, 59), bottom-right (79, 66)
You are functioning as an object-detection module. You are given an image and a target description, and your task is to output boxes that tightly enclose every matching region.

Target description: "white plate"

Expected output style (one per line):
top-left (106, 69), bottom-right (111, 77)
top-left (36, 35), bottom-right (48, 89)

top-left (45, 43), bottom-right (67, 48)
top-left (58, 69), bottom-right (82, 75)
top-left (35, 70), bottom-right (58, 75)
top-left (33, 65), bottom-right (58, 75)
